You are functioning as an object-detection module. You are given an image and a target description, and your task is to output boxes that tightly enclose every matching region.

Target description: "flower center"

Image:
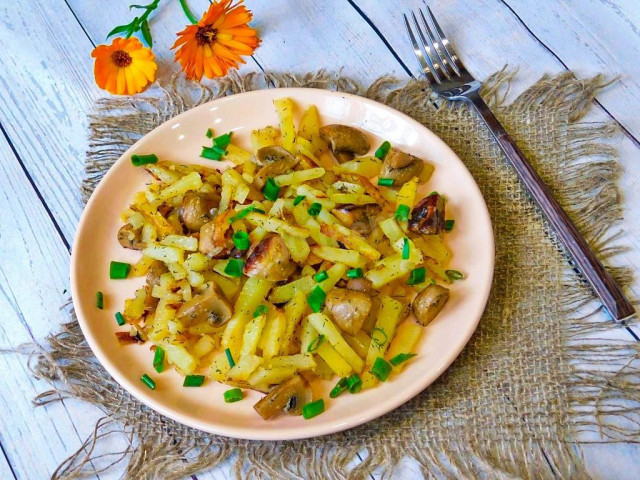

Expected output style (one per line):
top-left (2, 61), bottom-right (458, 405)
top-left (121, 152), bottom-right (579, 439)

top-left (196, 25), bottom-right (217, 46)
top-left (111, 50), bottom-right (132, 68)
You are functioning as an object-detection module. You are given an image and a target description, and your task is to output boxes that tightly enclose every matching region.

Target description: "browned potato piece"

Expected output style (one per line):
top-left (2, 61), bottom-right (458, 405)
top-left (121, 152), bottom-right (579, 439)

top-left (409, 193), bottom-right (445, 236)
top-left (379, 149), bottom-right (424, 185)
top-left (243, 234), bottom-right (296, 282)
top-left (253, 375), bottom-right (311, 419)
top-left (175, 283), bottom-right (232, 327)
top-left (412, 284), bottom-right (450, 326)
top-left (146, 260), bottom-right (168, 287)
top-left (324, 288), bottom-right (372, 335)
top-left (179, 192), bottom-right (214, 232)
top-left (319, 125), bottom-right (370, 163)
top-left (117, 224), bottom-right (145, 250)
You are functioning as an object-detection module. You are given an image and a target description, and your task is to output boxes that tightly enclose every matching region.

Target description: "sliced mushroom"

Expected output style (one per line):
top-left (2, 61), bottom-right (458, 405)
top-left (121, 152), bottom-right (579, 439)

top-left (412, 284), bottom-right (450, 326)
top-left (379, 149), bottom-right (424, 185)
top-left (332, 204), bottom-right (381, 237)
top-left (254, 146), bottom-right (300, 188)
top-left (175, 282), bottom-right (232, 327)
top-left (117, 224), bottom-right (145, 250)
top-left (324, 288), bottom-right (372, 335)
top-left (253, 375), bottom-right (311, 420)
top-left (409, 193), bottom-right (445, 236)
top-left (244, 234), bottom-right (296, 281)
top-left (346, 277), bottom-right (373, 295)
top-left (179, 192), bottom-right (215, 232)
top-left (146, 260), bottom-right (168, 287)
top-left (319, 125), bottom-right (370, 163)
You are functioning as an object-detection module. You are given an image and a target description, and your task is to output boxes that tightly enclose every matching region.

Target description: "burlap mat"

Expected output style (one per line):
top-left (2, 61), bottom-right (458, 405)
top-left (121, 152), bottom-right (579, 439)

top-left (27, 71), bottom-right (640, 479)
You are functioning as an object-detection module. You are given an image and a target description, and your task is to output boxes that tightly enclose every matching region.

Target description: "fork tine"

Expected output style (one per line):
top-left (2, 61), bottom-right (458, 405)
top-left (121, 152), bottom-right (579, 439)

top-left (416, 9), bottom-right (453, 80)
top-left (424, 6), bottom-right (463, 76)
top-left (403, 13), bottom-right (439, 85)
top-left (410, 12), bottom-right (443, 83)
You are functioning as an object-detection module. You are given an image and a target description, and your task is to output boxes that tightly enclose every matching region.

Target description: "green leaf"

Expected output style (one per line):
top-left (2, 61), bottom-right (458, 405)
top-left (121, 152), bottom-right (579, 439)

top-left (141, 19), bottom-right (153, 47)
top-left (106, 23), bottom-right (132, 39)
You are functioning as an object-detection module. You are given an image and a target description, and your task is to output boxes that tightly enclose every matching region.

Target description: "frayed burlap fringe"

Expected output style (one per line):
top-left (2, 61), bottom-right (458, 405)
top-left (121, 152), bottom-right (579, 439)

top-left (23, 70), bottom-right (640, 479)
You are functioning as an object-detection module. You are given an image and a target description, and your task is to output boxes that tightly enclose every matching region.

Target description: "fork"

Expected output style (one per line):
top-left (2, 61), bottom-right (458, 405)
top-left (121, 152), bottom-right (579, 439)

top-left (404, 7), bottom-right (635, 321)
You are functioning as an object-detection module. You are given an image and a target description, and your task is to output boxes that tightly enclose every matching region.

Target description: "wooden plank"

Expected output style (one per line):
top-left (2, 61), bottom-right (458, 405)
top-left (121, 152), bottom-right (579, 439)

top-left (0, 0), bottom-right (99, 244)
top-left (505, 0), bottom-right (640, 141)
top-left (0, 448), bottom-right (16, 480)
top-left (0, 133), bottom-right (127, 480)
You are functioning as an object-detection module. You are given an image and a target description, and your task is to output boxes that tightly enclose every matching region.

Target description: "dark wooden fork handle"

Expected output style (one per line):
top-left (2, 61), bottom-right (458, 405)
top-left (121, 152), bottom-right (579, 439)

top-left (467, 92), bottom-right (635, 321)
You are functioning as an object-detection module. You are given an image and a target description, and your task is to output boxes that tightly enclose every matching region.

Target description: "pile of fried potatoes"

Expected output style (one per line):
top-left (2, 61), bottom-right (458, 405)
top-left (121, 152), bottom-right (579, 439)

top-left (116, 97), bottom-right (457, 420)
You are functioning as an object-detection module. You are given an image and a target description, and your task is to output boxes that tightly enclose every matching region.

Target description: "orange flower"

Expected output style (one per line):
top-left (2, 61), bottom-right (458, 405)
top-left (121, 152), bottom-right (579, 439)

top-left (91, 37), bottom-right (157, 95)
top-left (172, 0), bottom-right (260, 81)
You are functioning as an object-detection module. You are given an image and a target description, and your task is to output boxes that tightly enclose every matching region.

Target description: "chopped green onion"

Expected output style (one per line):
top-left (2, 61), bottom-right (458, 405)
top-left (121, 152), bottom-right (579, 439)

top-left (263, 177), bottom-right (280, 201)
top-left (183, 375), bottom-right (205, 387)
top-left (371, 327), bottom-right (388, 348)
top-left (374, 141), bottom-right (391, 160)
top-left (225, 348), bottom-right (236, 368)
top-left (96, 291), bottom-right (104, 309)
top-left (307, 334), bottom-right (326, 353)
top-left (140, 373), bottom-right (155, 390)
top-left (347, 268), bottom-right (363, 279)
top-left (395, 204), bottom-right (410, 222)
top-left (206, 128), bottom-right (213, 138)
top-left (224, 387), bottom-right (243, 403)
top-left (307, 202), bottom-right (322, 216)
top-left (371, 357), bottom-right (393, 382)
top-left (402, 238), bottom-right (410, 260)
top-left (228, 205), bottom-right (261, 223)
top-left (213, 132), bottom-right (232, 148)
top-left (232, 231), bottom-right (250, 250)
top-left (115, 312), bottom-right (126, 326)
top-left (346, 374), bottom-right (362, 393)
top-left (201, 145), bottom-right (227, 161)
top-left (153, 346), bottom-right (165, 373)
top-left (302, 399), bottom-right (325, 419)
top-left (253, 304), bottom-right (268, 318)
top-left (131, 154), bottom-right (158, 166)
top-left (446, 269), bottom-right (464, 280)
top-left (429, 191), bottom-right (439, 196)
top-left (109, 261), bottom-right (131, 279)
top-left (444, 219), bottom-right (455, 231)
top-left (377, 177), bottom-right (394, 187)
top-left (389, 353), bottom-right (417, 366)
top-left (224, 258), bottom-right (244, 277)
top-left (293, 195), bottom-right (306, 206)
top-left (329, 377), bottom-right (349, 398)
top-left (307, 286), bottom-right (326, 313)
top-left (406, 267), bottom-right (426, 285)
top-left (314, 270), bottom-right (329, 282)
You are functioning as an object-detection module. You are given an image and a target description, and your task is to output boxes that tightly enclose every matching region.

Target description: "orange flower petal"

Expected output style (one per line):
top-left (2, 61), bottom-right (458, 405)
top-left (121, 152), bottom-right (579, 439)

top-left (217, 38), bottom-right (255, 54)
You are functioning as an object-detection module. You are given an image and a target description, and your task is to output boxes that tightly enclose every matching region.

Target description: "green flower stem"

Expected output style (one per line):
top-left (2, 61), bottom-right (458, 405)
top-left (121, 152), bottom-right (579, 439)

top-left (179, 0), bottom-right (198, 24)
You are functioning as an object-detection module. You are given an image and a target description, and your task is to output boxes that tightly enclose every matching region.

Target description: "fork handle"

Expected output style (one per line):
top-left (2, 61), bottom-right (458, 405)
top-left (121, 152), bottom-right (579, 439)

top-left (466, 92), bottom-right (635, 321)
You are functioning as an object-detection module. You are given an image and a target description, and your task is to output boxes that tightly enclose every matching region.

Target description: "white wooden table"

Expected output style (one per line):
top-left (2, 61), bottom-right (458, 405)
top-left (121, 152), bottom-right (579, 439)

top-left (1, 1), bottom-right (638, 478)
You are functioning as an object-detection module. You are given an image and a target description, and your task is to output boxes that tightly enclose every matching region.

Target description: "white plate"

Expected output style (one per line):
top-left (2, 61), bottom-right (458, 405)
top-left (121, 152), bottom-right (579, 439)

top-left (71, 88), bottom-right (494, 440)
